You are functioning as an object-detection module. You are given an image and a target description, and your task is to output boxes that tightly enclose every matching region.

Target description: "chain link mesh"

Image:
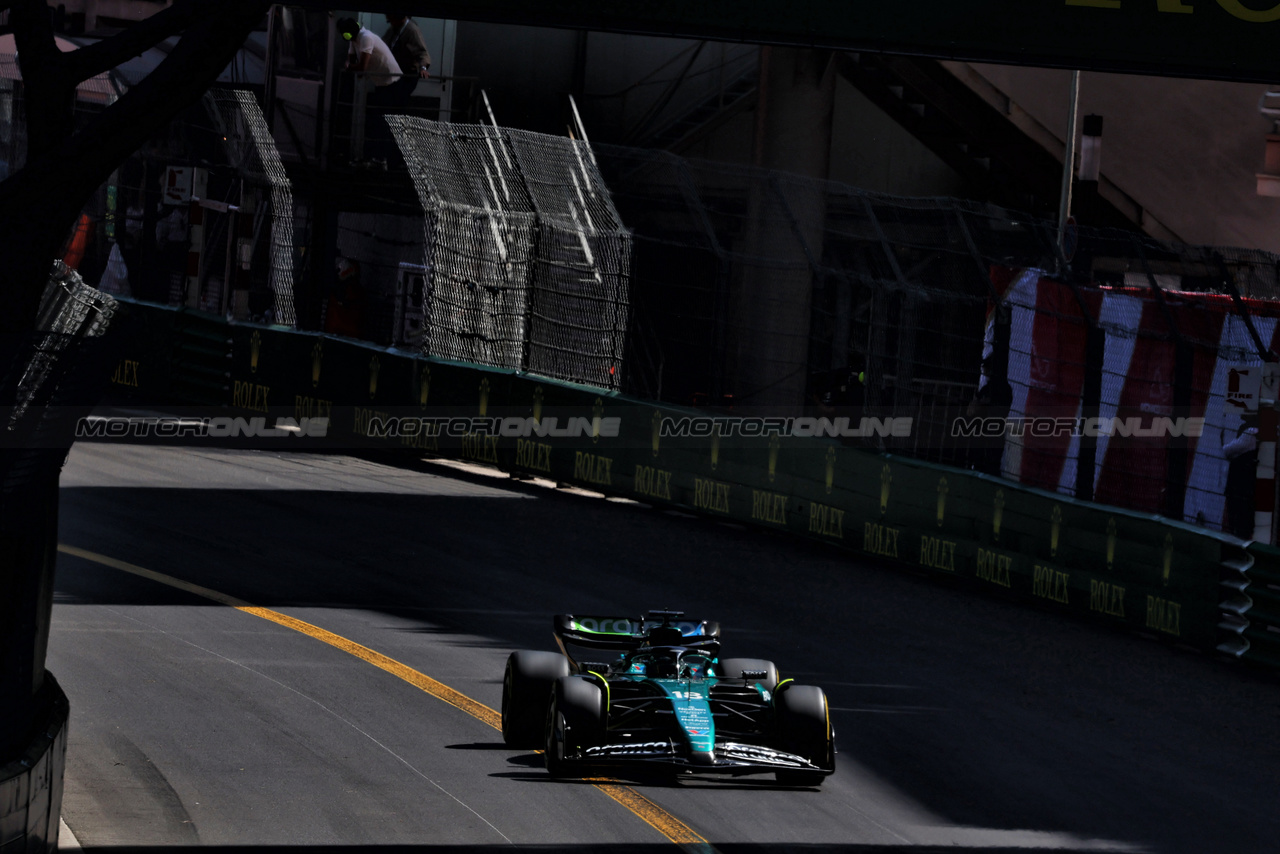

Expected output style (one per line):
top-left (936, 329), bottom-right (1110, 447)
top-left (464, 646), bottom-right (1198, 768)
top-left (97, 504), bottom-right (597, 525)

top-left (389, 116), bottom-right (631, 389)
top-left (204, 88), bottom-right (297, 327)
top-left (593, 143), bottom-right (1280, 530)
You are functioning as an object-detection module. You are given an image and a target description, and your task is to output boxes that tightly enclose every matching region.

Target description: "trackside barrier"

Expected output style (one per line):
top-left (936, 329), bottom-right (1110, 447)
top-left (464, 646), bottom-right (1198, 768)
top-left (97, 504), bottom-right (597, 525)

top-left (103, 299), bottom-right (1277, 670)
top-left (1230, 543), bottom-right (1280, 669)
top-left (0, 676), bottom-right (69, 854)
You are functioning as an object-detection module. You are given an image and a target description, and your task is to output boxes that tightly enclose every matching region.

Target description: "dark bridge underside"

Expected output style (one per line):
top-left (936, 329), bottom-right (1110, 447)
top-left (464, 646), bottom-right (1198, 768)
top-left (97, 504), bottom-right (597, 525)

top-left (295, 0), bottom-right (1280, 83)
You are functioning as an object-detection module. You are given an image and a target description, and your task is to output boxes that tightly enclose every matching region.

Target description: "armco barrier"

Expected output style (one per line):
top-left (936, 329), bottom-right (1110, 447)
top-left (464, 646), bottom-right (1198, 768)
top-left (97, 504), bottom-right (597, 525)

top-left (103, 300), bottom-right (1271, 669)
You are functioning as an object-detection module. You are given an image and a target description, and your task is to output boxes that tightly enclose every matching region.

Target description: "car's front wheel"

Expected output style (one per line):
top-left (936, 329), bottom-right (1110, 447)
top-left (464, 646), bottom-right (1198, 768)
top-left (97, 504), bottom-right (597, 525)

top-left (502, 650), bottom-right (569, 748)
top-left (544, 675), bottom-right (604, 778)
top-left (774, 684), bottom-right (834, 787)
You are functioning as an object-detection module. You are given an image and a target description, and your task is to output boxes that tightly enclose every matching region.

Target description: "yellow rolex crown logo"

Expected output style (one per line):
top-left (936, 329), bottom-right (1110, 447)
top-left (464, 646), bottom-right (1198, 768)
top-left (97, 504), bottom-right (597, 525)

top-left (532, 386), bottom-right (544, 424)
top-left (368, 355), bottom-right (380, 399)
top-left (824, 446), bottom-right (836, 495)
top-left (418, 365), bottom-right (431, 407)
top-left (768, 434), bottom-right (781, 483)
top-left (993, 490), bottom-right (1005, 541)
top-left (592, 397), bottom-right (604, 444)
top-left (879, 463), bottom-right (892, 514)
top-left (1050, 505), bottom-right (1063, 558)
top-left (936, 476), bottom-right (949, 527)
top-left (710, 425), bottom-right (720, 471)
top-left (651, 409), bottom-right (662, 457)
top-left (311, 341), bottom-right (323, 387)
top-left (1162, 533), bottom-right (1173, 584)
top-left (479, 378), bottom-right (490, 417)
top-left (250, 330), bottom-right (261, 373)
top-left (1106, 518), bottom-right (1117, 570)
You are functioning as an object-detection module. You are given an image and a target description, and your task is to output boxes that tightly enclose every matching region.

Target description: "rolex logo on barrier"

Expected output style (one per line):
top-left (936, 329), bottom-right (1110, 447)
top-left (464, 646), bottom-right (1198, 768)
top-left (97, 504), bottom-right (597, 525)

top-left (1163, 533), bottom-right (1173, 584)
top-left (1217, 0), bottom-right (1280, 23)
top-left (1051, 505), bottom-right (1063, 558)
top-left (533, 386), bottom-right (544, 424)
top-left (369, 355), bottom-right (380, 399)
top-left (1106, 518), bottom-right (1117, 570)
top-left (936, 476), bottom-right (948, 527)
top-left (711, 425), bottom-right (720, 471)
top-left (479, 378), bottom-right (490, 417)
top-left (311, 341), bottom-right (323, 388)
top-left (993, 490), bottom-right (1005, 542)
top-left (879, 463), bottom-right (892, 515)
top-left (824, 446), bottom-right (836, 495)
top-left (768, 435), bottom-right (781, 483)
top-left (651, 409), bottom-right (662, 458)
top-left (250, 330), bottom-right (261, 374)
top-left (418, 364), bottom-right (431, 407)
top-left (592, 397), bottom-right (604, 444)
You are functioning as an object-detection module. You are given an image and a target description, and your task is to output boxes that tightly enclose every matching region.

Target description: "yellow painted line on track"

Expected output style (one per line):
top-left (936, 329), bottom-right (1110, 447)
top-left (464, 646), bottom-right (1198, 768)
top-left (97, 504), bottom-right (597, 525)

top-left (57, 543), bottom-right (718, 854)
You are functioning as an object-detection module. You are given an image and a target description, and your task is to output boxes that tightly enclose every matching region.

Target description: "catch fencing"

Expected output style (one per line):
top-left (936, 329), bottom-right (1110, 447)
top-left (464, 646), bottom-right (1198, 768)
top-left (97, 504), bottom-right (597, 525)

top-left (200, 88), bottom-right (297, 327)
top-left (389, 117), bottom-right (632, 391)
top-left (591, 145), bottom-right (1280, 535)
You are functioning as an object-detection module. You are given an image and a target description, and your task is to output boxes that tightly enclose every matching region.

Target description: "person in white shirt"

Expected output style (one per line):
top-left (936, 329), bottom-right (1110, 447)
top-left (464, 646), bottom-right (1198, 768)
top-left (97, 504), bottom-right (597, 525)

top-left (336, 17), bottom-right (402, 165)
top-left (1224, 415), bottom-right (1260, 538)
top-left (338, 18), bottom-right (401, 85)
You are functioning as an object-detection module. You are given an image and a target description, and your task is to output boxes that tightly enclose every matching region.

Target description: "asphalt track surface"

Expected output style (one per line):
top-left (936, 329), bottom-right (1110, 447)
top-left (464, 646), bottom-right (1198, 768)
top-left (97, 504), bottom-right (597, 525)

top-left (47, 443), bottom-right (1280, 854)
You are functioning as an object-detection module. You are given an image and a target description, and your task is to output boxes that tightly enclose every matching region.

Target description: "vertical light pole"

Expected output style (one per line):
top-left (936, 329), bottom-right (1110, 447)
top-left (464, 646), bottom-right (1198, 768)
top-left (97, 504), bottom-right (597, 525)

top-left (1056, 70), bottom-right (1081, 261)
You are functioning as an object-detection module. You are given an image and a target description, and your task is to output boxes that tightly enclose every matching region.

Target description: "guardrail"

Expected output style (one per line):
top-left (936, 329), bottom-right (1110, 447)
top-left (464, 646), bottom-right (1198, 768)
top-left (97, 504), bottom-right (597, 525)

top-left (103, 299), bottom-right (1280, 673)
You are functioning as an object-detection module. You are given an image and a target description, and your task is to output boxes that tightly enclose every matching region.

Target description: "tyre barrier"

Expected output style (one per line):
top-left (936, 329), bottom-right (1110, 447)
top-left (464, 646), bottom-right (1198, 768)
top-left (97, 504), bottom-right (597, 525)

top-left (100, 299), bottom-right (1280, 673)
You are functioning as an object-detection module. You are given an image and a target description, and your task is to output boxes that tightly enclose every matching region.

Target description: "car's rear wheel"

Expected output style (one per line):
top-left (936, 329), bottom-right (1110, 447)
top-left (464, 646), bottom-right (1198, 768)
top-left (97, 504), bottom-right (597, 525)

top-left (774, 685), bottom-right (834, 787)
top-left (544, 675), bottom-right (604, 778)
top-left (716, 657), bottom-right (779, 693)
top-left (502, 650), bottom-right (569, 747)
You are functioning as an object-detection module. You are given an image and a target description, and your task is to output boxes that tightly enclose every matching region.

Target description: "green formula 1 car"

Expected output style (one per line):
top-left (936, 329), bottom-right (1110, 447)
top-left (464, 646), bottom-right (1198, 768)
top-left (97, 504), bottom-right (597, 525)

top-left (501, 610), bottom-right (835, 786)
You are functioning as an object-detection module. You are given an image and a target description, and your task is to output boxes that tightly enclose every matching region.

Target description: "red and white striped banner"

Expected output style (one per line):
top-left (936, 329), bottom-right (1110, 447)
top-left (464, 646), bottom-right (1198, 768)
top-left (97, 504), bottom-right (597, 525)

top-left (995, 268), bottom-right (1280, 537)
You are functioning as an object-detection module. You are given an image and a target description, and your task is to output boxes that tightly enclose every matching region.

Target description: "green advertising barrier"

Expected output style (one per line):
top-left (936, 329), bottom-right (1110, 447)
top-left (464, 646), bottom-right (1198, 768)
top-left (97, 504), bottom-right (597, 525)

top-left (108, 299), bottom-right (1256, 662)
top-left (167, 310), bottom-right (234, 406)
top-left (103, 301), bottom-right (183, 401)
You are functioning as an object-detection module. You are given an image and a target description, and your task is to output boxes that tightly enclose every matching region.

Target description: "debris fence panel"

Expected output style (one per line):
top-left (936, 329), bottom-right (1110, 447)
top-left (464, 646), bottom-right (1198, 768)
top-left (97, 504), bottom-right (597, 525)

top-left (389, 116), bottom-right (631, 390)
top-left (204, 88), bottom-right (297, 327)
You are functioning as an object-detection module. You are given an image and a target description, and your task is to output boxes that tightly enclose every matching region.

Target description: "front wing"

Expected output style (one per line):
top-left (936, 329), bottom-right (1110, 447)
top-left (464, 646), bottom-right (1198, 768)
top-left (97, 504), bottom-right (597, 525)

top-left (575, 739), bottom-right (832, 776)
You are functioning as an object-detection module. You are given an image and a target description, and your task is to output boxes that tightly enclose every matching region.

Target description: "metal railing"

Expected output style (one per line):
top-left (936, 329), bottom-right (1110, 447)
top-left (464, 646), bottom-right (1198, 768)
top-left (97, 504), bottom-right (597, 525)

top-left (336, 71), bottom-right (481, 163)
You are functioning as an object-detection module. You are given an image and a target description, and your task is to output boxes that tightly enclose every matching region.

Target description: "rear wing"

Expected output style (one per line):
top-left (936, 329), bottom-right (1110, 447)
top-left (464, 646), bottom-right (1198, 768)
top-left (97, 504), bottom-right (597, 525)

top-left (552, 613), bottom-right (721, 666)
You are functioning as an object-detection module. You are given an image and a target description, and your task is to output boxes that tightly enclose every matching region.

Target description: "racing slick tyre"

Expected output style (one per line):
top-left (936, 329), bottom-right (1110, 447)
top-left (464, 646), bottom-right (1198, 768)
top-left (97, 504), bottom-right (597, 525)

top-left (774, 685), bottom-right (835, 787)
top-left (716, 658), bottom-right (779, 693)
top-left (544, 675), bottom-right (604, 778)
top-left (502, 650), bottom-right (569, 748)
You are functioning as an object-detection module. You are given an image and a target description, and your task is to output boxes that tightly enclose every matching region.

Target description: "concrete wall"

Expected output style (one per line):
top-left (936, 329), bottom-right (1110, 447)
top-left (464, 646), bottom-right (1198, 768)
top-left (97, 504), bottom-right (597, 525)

top-left (957, 63), bottom-right (1280, 253)
top-left (828, 76), bottom-right (972, 198)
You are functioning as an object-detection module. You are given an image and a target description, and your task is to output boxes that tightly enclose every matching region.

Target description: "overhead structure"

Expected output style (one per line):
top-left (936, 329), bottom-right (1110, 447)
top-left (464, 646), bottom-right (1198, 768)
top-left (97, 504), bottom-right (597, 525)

top-left (294, 0), bottom-right (1280, 83)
